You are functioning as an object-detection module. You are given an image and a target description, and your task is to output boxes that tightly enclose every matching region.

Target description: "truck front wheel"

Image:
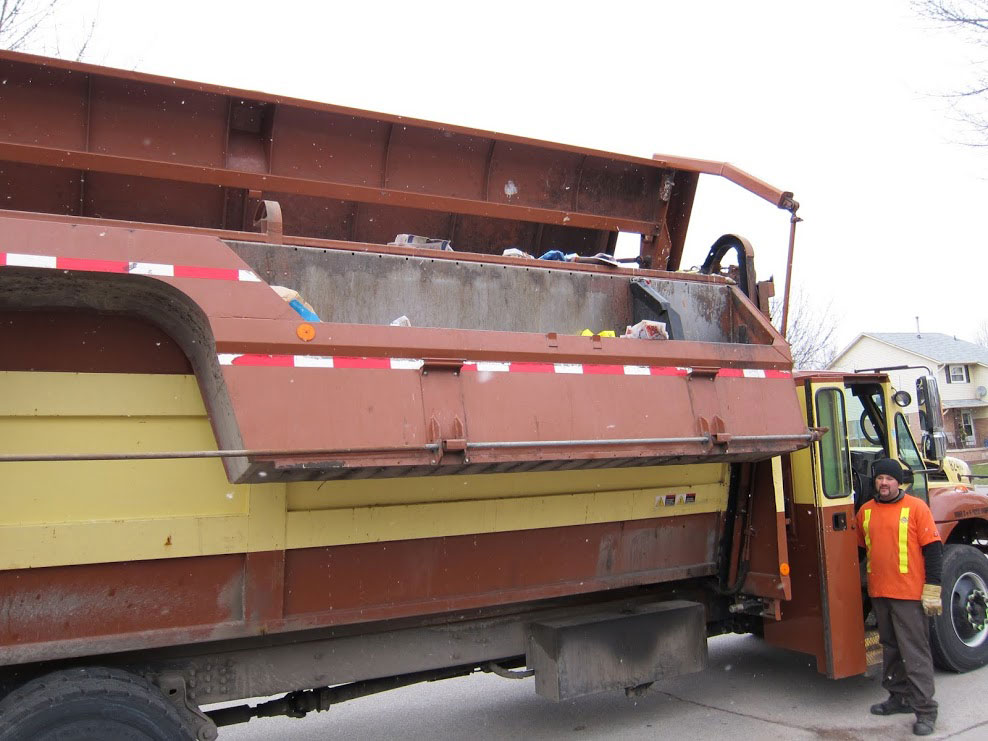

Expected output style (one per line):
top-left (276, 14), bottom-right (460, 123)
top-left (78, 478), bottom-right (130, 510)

top-left (0, 667), bottom-right (194, 740)
top-left (930, 544), bottom-right (988, 672)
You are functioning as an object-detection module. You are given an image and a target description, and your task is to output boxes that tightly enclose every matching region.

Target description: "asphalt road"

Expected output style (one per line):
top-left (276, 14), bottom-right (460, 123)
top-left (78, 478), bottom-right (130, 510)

top-left (217, 634), bottom-right (988, 740)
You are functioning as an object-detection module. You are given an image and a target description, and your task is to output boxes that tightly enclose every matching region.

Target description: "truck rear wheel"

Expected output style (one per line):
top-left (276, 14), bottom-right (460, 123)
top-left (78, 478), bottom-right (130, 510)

top-left (930, 544), bottom-right (988, 672)
top-left (0, 667), bottom-right (194, 740)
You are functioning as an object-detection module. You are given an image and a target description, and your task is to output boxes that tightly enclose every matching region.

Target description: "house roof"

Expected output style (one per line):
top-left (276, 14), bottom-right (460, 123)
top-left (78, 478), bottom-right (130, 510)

top-left (943, 399), bottom-right (988, 409)
top-left (834, 332), bottom-right (988, 367)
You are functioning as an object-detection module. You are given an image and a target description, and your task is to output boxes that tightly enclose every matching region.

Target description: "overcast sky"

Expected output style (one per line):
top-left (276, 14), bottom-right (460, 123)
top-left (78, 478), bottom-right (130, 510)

top-left (29, 0), bottom-right (988, 351)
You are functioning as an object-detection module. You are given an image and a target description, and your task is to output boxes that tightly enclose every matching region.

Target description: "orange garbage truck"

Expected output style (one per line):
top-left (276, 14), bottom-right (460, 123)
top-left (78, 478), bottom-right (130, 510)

top-left (0, 50), bottom-right (985, 739)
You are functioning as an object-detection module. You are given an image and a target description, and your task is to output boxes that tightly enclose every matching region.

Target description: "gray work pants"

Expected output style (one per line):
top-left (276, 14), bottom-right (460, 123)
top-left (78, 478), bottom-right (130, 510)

top-left (873, 597), bottom-right (938, 717)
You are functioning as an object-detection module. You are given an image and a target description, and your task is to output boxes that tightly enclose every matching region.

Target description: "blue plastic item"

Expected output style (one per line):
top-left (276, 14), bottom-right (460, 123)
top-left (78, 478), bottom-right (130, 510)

top-left (288, 299), bottom-right (321, 322)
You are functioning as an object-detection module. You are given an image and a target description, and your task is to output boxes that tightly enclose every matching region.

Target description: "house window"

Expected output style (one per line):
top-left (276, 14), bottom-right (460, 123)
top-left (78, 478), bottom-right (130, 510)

top-left (947, 364), bottom-right (970, 384)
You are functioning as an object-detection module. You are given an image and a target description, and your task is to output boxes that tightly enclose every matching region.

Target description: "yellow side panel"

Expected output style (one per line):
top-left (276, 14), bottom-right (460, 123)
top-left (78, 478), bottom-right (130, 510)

top-left (286, 483), bottom-right (727, 549)
top-left (286, 463), bottom-right (727, 510)
top-left (0, 371), bottom-right (208, 417)
top-left (771, 456), bottom-right (784, 512)
top-left (0, 372), bottom-right (248, 524)
top-left (247, 483), bottom-right (286, 552)
top-left (0, 515), bottom-right (248, 570)
top-left (791, 390), bottom-right (817, 505)
top-left (0, 371), bottom-right (730, 568)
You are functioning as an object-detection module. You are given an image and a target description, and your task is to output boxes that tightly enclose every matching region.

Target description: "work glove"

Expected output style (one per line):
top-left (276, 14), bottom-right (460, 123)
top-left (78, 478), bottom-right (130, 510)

top-left (921, 584), bottom-right (943, 617)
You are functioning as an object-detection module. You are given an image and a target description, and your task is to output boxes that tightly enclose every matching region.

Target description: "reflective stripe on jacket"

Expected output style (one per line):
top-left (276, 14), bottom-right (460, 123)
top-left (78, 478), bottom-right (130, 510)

top-left (856, 494), bottom-right (940, 600)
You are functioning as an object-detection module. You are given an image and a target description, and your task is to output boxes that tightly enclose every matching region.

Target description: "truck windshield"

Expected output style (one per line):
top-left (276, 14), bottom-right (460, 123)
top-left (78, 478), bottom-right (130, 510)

top-left (846, 388), bottom-right (885, 452)
top-left (895, 413), bottom-right (929, 501)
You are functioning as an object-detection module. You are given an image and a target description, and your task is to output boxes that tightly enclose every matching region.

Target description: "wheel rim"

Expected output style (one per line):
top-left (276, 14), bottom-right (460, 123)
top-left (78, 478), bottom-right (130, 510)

top-left (950, 570), bottom-right (988, 648)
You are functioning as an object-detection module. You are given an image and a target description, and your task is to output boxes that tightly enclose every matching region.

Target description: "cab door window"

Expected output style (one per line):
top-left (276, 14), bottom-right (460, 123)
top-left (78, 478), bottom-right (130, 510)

top-left (816, 388), bottom-right (852, 498)
top-left (895, 413), bottom-right (929, 501)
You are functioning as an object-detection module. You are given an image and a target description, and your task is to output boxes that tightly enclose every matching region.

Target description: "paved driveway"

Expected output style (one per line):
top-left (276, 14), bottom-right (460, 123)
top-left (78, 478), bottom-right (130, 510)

top-left (218, 633), bottom-right (987, 740)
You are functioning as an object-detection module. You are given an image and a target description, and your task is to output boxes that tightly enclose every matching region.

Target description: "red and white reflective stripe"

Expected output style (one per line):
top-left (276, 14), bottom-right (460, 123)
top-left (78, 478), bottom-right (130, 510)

top-left (218, 354), bottom-right (424, 370)
top-left (218, 353), bottom-right (791, 379)
top-left (716, 368), bottom-right (791, 379)
top-left (0, 252), bottom-right (260, 283)
top-left (462, 361), bottom-right (691, 376)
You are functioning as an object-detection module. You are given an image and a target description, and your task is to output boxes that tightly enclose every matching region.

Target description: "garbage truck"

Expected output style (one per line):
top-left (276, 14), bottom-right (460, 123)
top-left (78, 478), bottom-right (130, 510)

top-left (1, 50), bottom-right (986, 740)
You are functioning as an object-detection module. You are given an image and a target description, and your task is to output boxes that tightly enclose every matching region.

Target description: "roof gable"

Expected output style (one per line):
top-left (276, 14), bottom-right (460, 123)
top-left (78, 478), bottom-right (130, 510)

top-left (829, 333), bottom-right (937, 369)
top-left (865, 333), bottom-right (988, 365)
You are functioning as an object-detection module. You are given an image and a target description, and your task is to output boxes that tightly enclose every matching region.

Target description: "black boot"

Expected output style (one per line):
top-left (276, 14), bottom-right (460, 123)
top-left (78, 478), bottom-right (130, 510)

top-left (870, 695), bottom-right (913, 715)
top-left (913, 713), bottom-right (936, 736)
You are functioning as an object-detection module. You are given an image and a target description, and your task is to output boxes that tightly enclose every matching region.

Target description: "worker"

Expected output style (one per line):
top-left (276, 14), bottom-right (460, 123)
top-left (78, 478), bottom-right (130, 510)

top-left (857, 458), bottom-right (943, 736)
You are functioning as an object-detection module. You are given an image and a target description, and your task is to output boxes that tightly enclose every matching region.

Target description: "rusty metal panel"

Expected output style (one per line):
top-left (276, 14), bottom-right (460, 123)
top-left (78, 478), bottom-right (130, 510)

top-left (817, 501), bottom-right (866, 677)
top-left (384, 125), bottom-right (491, 199)
top-left (527, 600), bottom-right (706, 700)
top-left (88, 76), bottom-right (228, 167)
top-left (763, 500), bottom-right (828, 665)
top-left (0, 554), bottom-right (245, 650)
top-left (282, 516), bottom-right (719, 621)
top-left (0, 162), bottom-right (81, 216)
top-left (83, 171), bottom-right (227, 227)
top-left (0, 517), bottom-right (720, 666)
top-left (739, 459), bottom-right (791, 601)
top-left (269, 106), bottom-right (390, 186)
top-left (0, 50), bottom-right (795, 268)
top-left (762, 498), bottom-right (865, 679)
top-left (0, 309), bottom-right (192, 374)
top-left (0, 59), bottom-right (89, 150)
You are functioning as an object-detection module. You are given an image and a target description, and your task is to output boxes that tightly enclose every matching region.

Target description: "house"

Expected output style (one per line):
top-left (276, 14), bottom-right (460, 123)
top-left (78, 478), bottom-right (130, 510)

top-left (828, 332), bottom-right (988, 452)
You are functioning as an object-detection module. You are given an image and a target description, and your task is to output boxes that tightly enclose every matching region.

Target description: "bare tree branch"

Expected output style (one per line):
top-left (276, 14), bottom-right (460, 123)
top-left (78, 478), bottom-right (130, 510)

top-left (771, 292), bottom-right (840, 370)
top-left (0, 0), bottom-right (97, 59)
top-left (916, 1), bottom-right (988, 143)
top-left (976, 319), bottom-right (988, 347)
top-left (917, 1), bottom-right (988, 31)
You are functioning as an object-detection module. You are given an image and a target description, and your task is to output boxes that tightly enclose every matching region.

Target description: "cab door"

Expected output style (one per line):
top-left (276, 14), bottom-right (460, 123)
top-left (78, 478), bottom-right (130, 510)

top-left (764, 380), bottom-right (866, 678)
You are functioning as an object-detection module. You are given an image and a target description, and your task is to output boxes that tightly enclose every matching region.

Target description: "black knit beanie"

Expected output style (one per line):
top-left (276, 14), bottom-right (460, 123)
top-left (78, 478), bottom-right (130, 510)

top-left (872, 458), bottom-right (904, 484)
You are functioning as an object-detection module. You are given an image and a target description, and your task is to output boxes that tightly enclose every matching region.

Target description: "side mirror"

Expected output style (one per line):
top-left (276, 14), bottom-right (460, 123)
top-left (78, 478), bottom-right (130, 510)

top-left (916, 375), bottom-right (947, 461)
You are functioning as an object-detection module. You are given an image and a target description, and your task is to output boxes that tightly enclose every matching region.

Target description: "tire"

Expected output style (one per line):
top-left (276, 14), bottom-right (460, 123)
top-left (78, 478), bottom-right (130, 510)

top-left (0, 667), bottom-right (194, 741)
top-left (930, 544), bottom-right (988, 672)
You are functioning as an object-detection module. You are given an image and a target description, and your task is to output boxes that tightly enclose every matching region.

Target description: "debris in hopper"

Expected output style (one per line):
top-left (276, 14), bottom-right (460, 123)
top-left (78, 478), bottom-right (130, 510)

top-left (502, 247), bottom-right (534, 259)
top-left (390, 315), bottom-right (412, 327)
top-left (568, 252), bottom-right (620, 267)
top-left (580, 329), bottom-right (617, 338)
top-left (389, 234), bottom-right (453, 251)
top-left (535, 250), bottom-right (622, 267)
top-left (271, 285), bottom-right (321, 322)
top-left (622, 320), bottom-right (669, 340)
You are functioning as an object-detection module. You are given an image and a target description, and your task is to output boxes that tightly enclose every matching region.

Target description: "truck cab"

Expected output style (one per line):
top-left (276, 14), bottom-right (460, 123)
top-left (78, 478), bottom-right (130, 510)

top-left (763, 370), bottom-right (988, 677)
